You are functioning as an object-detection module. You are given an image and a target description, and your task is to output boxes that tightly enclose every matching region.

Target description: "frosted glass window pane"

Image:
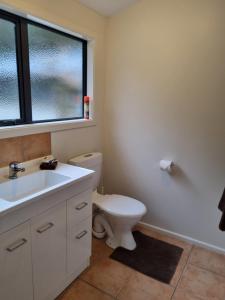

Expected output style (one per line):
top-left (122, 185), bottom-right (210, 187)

top-left (28, 24), bottom-right (84, 121)
top-left (0, 18), bottom-right (20, 120)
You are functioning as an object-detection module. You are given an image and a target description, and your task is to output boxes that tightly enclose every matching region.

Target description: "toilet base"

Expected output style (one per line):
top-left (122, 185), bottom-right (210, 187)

top-left (106, 231), bottom-right (136, 250)
top-left (104, 214), bottom-right (142, 250)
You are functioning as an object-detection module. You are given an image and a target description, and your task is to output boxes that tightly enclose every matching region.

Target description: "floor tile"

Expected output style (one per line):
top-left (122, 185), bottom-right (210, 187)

top-left (172, 264), bottom-right (225, 300)
top-left (189, 246), bottom-right (225, 277)
top-left (172, 289), bottom-right (206, 300)
top-left (117, 270), bottom-right (174, 300)
top-left (91, 237), bottom-right (113, 265)
top-left (80, 258), bottom-right (132, 297)
top-left (57, 229), bottom-right (225, 300)
top-left (56, 279), bottom-right (113, 300)
top-left (135, 225), bottom-right (192, 286)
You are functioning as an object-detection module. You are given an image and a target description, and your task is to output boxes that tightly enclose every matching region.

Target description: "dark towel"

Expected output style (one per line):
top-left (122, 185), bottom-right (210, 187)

top-left (218, 188), bottom-right (225, 231)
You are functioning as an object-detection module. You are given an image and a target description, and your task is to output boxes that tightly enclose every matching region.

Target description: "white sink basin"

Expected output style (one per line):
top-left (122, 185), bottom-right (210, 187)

top-left (0, 170), bottom-right (70, 202)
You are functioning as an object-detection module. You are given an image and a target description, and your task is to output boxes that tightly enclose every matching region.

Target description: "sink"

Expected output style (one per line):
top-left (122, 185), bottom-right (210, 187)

top-left (0, 170), bottom-right (70, 202)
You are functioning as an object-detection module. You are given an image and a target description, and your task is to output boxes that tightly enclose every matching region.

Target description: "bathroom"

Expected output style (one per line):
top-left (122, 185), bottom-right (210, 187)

top-left (0, 0), bottom-right (225, 299)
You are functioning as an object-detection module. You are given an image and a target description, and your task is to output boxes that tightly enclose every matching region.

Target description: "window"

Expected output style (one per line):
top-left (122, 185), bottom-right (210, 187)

top-left (0, 16), bottom-right (22, 123)
top-left (0, 9), bottom-right (87, 126)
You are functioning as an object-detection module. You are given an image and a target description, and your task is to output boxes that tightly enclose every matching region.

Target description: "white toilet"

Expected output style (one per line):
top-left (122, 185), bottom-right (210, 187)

top-left (69, 153), bottom-right (147, 250)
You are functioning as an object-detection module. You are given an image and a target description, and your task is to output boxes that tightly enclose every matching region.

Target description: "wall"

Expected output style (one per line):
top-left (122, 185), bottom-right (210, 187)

top-left (104, 0), bottom-right (225, 249)
top-left (1, 0), bottom-right (106, 162)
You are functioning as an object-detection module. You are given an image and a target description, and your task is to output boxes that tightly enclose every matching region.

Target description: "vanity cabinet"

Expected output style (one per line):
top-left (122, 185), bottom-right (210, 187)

top-left (31, 202), bottom-right (67, 300)
top-left (0, 222), bottom-right (33, 300)
top-left (0, 181), bottom-right (93, 300)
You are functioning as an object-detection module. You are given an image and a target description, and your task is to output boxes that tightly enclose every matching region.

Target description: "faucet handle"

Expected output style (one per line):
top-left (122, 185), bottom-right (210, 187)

top-left (8, 161), bottom-right (25, 179)
top-left (9, 161), bottom-right (25, 172)
top-left (9, 161), bottom-right (20, 169)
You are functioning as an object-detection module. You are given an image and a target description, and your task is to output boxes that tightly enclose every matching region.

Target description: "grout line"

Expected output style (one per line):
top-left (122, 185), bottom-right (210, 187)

top-left (188, 262), bottom-right (225, 279)
top-left (170, 245), bottom-right (194, 299)
top-left (115, 274), bottom-right (132, 299)
top-left (80, 277), bottom-right (116, 299)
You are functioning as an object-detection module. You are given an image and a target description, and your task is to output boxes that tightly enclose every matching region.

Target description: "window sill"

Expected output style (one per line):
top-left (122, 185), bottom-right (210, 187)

top-left (0, 119), bottom-right (96, 139)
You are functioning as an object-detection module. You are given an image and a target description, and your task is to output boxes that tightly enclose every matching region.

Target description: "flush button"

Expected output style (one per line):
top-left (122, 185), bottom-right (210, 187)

top-left (84, 154), bottom-right (93, 158)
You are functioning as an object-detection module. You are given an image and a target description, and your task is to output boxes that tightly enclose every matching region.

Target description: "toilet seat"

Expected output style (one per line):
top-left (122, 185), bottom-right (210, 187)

top-left (93, 193), bottom-right (146, 218)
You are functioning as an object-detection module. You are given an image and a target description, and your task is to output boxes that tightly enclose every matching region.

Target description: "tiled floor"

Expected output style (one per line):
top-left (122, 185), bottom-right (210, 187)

top-left (57, 226), bottom-right (225, 300)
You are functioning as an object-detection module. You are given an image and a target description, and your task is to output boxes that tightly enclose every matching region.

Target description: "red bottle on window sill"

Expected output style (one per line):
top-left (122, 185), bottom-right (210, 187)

top-left (84, 96), bottom-right (90, 119)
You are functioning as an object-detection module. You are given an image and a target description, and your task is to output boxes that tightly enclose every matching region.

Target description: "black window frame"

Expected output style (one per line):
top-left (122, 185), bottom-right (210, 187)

top-left (0, 9), bottom-right (87, 126)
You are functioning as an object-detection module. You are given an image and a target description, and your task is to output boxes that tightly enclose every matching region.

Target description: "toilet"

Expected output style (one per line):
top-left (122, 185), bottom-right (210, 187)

top-left (69, 152), bottom-right (147, 250)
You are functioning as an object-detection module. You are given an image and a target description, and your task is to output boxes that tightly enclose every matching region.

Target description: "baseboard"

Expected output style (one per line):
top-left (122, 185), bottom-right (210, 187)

top-left (138, 221), bottom-right (225, 255)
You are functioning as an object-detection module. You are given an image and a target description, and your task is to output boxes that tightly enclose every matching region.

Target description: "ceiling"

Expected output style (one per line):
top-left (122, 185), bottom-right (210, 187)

top-left (78, 0), bottom-right (137, 16)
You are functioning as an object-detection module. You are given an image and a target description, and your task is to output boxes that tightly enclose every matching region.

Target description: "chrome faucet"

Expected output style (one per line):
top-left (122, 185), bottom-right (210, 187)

top-left (9, 162), bottom-right (25, 179)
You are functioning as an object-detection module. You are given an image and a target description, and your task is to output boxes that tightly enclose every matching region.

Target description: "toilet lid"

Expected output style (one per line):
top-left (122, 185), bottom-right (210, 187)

top-left (93, 194), bottom-right (147, 217)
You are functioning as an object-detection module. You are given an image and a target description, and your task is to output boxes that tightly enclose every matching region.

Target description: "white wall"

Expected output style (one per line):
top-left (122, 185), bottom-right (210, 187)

top-left (1, 0), bottom-right (106, 162)
top-left (104, 0), bottom-right (225, 249)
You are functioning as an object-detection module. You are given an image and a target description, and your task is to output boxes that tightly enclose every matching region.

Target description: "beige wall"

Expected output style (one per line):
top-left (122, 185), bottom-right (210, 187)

top-left (104, 0), bottom-right (225, 249)
top-left (1, 0), bottom-right (106, 163)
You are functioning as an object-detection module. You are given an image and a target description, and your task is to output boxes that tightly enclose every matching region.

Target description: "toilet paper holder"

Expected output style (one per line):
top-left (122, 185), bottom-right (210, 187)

top-left (160, 160), bottom-right (175, 173)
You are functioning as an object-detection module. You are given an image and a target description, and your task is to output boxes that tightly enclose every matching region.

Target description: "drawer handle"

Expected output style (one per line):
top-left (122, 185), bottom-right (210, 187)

top-left (75, 202), bottom-right (88, 210)
top-left (6, 238), bottom-right (27, 252)
top-left (37, 222), bottom-right (54, 234)
top-left (76, 230), bottom-right (88, 239)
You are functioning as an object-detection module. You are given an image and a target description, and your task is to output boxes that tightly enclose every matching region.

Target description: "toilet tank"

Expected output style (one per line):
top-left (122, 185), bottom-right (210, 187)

top-left (68, 152), bottom-right (102, 191)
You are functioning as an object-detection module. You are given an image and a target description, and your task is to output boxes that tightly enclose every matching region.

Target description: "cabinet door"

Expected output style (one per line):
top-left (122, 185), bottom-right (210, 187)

top-left (0, 222), bottom-right (33, 300)
top-left (31, 202), bottom-right (67, 300)
top-left (68, 217), bottom-right (92, 275)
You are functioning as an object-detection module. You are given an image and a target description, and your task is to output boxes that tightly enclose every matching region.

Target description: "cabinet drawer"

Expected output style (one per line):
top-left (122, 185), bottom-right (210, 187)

top-left (0, 222), bottom-right (33, 300)
top-left (68, 217), bottom-right (92, 275)
top-left (68, 189), bottom-right (92, 226)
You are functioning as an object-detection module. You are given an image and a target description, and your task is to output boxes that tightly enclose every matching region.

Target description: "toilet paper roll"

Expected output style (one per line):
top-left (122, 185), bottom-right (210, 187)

top-left (160, 160), bottom-right (174, 173)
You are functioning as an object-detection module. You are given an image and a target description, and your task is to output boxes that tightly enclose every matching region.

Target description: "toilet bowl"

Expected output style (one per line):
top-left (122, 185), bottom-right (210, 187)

top-left (93, 192), bottom-right (146, 250)
top-left (68, 152), bottom-right (147, 250)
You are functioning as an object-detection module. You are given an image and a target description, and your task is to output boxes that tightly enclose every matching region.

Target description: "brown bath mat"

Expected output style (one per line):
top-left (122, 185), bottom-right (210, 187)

top-left (110, 231), bottom-right (183, 284)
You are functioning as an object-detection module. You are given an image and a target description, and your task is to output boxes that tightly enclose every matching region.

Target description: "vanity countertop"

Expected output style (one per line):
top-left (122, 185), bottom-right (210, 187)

top-left (0, 160), bottom-right (94, 217)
